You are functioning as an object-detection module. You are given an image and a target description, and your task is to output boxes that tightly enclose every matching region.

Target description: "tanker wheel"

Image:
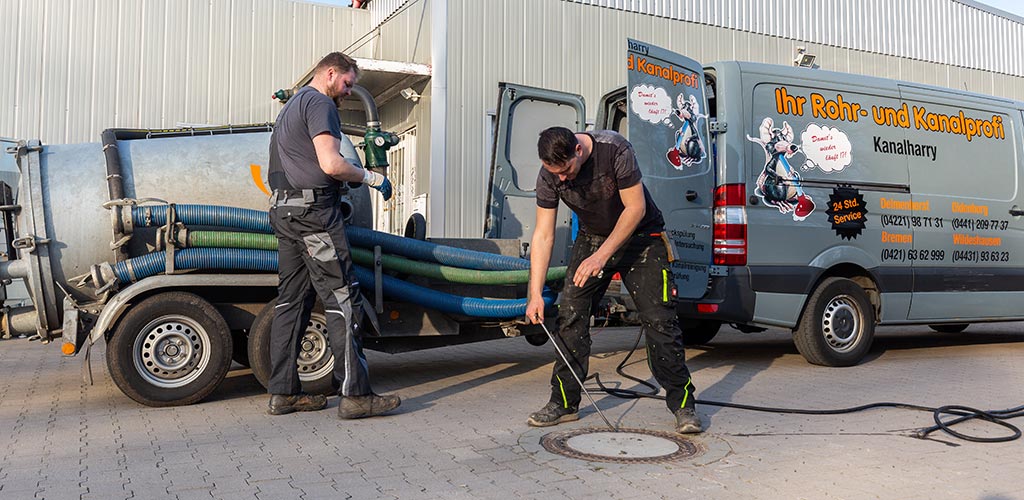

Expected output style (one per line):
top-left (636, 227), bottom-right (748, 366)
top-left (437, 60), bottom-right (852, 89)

top-left (106, 292), bottom-right (232, 407)
top-left (929, 323), bottom-right (969, 333)
top-left (247, 299), bottom-right (334, 396)
top-left (793, 277), bottom-right (875, 367)
top-left (679, 318), bottom-right (721, 346)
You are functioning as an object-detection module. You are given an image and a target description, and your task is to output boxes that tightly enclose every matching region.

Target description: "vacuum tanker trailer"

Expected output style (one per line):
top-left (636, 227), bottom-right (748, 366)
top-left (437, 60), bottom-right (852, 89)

top-left (0, 87), bottom-right (556, 407)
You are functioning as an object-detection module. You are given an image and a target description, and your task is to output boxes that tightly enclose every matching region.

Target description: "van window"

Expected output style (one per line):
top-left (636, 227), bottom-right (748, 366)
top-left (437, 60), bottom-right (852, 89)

top-left (903, 100), bottom-right (1015, 201)
top-left (749, 83), bottom-right (909, 187)
top-left (506, 99), bottom-right (579, 192)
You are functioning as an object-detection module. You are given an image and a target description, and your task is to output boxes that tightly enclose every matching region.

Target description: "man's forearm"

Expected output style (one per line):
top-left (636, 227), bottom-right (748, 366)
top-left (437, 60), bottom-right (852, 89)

top-left (528, 238), bottom-right (554, 298)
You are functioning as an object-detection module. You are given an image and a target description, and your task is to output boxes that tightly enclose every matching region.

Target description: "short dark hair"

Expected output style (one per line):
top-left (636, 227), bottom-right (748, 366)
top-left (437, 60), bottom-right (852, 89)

top-left (537, 127), bottom-right (578, 165)
top-left (314, 52), bottom-right (360, 78)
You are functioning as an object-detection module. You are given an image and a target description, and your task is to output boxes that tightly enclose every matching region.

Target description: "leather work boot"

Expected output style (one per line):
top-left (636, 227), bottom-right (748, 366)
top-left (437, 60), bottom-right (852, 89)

top-left (338, 393), bottom-right (401, 419)
top-left (267, 393), bottom-right (328, 415)
top-left (527, 401), bottom-right (579, 427)
top-left (673, 407), bottom-right (704, 434)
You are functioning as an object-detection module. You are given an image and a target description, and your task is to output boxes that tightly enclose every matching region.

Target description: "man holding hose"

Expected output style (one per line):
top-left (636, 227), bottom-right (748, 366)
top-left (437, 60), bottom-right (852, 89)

top-left (266, 52), bottom-right (400, 419)
top-left (524, 126), bottom-right (702, 434)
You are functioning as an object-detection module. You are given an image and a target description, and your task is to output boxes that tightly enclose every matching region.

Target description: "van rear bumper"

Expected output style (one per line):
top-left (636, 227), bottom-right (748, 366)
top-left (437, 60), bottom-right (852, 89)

top-left (676, 267), bottom-right (756, 324)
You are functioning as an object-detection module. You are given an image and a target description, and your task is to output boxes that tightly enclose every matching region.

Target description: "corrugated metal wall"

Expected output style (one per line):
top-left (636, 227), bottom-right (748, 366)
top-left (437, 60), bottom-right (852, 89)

top-left (570, 0), bottom-right (1024, 77)
top-left (0, 0), bottom-right (372, 145)
top-left (441, 0), bottom-right (1024, 237)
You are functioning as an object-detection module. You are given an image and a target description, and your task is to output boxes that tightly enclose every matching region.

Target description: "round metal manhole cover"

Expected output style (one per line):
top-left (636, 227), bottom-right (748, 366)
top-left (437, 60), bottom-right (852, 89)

top-left (540, 427), bottom-right (701, 464)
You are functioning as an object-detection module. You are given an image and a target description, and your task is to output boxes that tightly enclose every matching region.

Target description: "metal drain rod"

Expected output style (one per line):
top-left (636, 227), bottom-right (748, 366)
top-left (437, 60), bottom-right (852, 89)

top-left (537, 318), bottom-right (617, 431)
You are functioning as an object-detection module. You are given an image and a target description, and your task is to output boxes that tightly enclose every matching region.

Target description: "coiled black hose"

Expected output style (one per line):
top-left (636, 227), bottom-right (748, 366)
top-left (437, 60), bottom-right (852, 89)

top-left (589, 328), bottom-right (1022, 443)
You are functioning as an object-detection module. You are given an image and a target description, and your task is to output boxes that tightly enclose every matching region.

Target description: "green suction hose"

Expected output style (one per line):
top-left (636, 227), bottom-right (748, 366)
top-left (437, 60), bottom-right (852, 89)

top-left (186, 231), bottom-right (567, 284)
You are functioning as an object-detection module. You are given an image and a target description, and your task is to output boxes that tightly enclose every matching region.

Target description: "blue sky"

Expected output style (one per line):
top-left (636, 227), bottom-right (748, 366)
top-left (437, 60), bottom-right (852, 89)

top-left (975, 0), bottom-right (1024, 18)
top-left (310, 0), bottom-right (1023, 20)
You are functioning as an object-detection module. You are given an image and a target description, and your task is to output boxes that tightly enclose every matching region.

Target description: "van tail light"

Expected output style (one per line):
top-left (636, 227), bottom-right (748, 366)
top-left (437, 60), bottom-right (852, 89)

top-left (713, 184), bottom-right (747, 266)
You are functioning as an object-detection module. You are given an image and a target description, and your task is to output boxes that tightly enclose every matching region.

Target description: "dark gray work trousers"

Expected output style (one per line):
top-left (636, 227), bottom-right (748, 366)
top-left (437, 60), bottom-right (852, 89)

top-left (267, 189), bottom-right (372, 397)
top-left (548, 232), bottom-right (696, 412)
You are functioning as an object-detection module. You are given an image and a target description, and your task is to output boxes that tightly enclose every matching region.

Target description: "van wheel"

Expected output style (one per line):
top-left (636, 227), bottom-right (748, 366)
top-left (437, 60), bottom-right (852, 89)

top-left (929, 323), bottom-right (969, 333)
top-left (793, 278), bottom-right (875, 367)
top-left (106, 292), bottom-right (232, 406)
top-left (680, 319), bottom-right (721, 346)
top-left (247, 299), bottom-right (334, 395)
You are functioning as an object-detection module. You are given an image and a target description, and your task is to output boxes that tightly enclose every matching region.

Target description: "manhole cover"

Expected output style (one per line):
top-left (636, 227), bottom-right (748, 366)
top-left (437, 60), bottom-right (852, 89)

top-left (540, 427), bottom-right (701, 464)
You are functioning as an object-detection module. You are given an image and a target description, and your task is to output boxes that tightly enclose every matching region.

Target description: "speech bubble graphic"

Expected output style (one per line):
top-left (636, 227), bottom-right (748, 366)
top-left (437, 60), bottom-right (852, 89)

top-left (629, 84), bottom-right (672, 124)
top-left (800, 124), bottom-right (852, 173)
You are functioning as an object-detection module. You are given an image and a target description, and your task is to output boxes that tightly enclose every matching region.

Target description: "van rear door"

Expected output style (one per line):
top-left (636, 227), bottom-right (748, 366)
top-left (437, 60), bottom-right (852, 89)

top-left (484, 83), bottom-right (584, 266)
top-left (625, 39), bottom-right (714, 298)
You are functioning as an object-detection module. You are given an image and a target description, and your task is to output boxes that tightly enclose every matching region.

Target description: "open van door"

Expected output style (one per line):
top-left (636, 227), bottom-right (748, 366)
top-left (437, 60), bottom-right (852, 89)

top-left (625, 39), bottom-right (714, 298)
top-left (484, 83), bottom-right (584, 266)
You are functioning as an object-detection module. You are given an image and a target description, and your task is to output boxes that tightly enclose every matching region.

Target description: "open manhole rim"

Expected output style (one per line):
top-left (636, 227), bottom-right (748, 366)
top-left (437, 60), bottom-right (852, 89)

top-left (540, 426), bottom-right (703, 464)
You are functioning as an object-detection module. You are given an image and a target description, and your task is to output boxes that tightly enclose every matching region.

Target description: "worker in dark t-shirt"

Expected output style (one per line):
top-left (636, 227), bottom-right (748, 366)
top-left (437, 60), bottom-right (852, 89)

top-left (525, 126), bottom-right (702, 434)
top-left (266, 52), bottom-right (400, 419)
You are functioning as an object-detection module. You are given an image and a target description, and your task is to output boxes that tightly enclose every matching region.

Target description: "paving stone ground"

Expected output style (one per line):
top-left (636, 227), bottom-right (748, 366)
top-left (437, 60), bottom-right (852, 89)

top-left (1, 323), bottom-right (1023, 499)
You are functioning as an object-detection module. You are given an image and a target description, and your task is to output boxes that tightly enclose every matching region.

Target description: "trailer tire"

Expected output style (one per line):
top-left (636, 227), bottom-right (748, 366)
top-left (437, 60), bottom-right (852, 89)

top-left (247, 299), bottom-right (334, 396)
top-left (929, 323), bottom-right (969, 333)
top-left (106, 292), bottom-right (232, 407)
top-left (680, 319), bottom-right (721, 346)
top-left (793, 277), bottom-right (875, 367)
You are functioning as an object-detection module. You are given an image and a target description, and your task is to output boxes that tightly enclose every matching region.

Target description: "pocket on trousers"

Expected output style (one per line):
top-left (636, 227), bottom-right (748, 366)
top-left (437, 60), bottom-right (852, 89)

top-left (302, 232), bottom-right (337, 263)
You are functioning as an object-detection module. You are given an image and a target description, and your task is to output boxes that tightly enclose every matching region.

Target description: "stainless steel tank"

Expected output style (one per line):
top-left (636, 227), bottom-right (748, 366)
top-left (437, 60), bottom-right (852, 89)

top-left (1, 129), bottom-right (370, 335)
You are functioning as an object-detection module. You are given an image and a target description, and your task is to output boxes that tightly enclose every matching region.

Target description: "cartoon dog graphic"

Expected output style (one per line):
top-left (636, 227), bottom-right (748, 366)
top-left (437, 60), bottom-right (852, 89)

top-left (747, 117), bottom-right (815, 221)
top-left (665, 94), bottom-right (706, 169)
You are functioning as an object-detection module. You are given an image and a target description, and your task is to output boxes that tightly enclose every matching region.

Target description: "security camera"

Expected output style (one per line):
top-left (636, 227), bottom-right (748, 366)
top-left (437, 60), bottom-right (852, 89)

top-left (400, 88), bottom-right (421, 102)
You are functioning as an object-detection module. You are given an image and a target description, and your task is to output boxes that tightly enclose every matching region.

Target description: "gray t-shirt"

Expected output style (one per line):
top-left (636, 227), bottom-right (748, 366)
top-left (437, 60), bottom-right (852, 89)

top-left (269, 86), bottom-right (343, 190)
top-left (535, 130), bottom-right (664, 237)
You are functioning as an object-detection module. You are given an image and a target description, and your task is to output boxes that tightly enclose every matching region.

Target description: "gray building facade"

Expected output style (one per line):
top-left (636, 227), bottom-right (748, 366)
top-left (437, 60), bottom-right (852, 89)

top-left (3, 0), bottom-right (1023, 240)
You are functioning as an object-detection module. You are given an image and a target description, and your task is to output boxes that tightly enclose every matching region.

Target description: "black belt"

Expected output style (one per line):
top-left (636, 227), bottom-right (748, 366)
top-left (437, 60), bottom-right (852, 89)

top-left (273, 187), bottom-right (338, 197)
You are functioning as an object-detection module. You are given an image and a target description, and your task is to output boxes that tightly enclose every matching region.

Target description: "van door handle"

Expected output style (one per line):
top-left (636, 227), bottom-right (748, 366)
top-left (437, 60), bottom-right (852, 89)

top-left (1010, 208), bottom-right (1024, 216)
top-left (685, 190), bottom-right (698, 202)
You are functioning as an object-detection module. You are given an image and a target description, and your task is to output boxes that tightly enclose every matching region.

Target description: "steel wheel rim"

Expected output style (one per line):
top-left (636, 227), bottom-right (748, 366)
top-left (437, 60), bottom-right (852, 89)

top-left (821, 294), bottom-right (861, 353)
top-left (298, 313), bottom-right (333, 382)
top-left (132, 315), bottom-right (211, 388)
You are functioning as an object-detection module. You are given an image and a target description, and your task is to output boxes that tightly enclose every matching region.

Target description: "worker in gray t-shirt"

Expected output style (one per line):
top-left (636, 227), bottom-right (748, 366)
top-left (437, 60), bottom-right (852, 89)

top-left (265, 52), bottom-right (400, 419)
top-left (525, 126), bottom-right (702, 434)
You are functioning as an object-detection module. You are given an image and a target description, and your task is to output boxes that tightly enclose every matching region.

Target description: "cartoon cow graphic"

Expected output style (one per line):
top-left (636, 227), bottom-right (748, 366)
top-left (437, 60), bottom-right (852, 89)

top-left (747, 117), bottom-right (815, 221)
top-left (665, 93), bottom-right (706, 169)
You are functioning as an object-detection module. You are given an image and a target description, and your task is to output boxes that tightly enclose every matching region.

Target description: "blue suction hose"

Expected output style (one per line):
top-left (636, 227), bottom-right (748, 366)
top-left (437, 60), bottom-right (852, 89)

top-left (112, 248), bottom-right (555, 318)
top-left (131, 205), bottom-right (529, 271)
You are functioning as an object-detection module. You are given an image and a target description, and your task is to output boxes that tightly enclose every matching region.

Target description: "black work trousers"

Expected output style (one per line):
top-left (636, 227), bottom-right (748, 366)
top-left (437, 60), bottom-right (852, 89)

top-left (548, 232), bottom-right (696, 412)
top-left (267, 190), bottom-right (372, 397)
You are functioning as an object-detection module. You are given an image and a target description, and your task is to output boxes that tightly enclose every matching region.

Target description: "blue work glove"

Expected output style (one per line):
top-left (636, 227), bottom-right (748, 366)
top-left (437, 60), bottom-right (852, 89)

top-left (362, 169), bottom-right (393, 201)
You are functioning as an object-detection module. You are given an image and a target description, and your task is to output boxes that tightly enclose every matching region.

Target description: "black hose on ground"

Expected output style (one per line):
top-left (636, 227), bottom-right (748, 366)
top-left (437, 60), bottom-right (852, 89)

top-left (587, 327), bottom-right (1023, 443)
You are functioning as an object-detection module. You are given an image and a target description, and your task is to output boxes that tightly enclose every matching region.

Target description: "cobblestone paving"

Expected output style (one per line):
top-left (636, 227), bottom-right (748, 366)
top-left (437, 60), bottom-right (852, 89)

top-left (1, 324), bottom-right (1023, 499)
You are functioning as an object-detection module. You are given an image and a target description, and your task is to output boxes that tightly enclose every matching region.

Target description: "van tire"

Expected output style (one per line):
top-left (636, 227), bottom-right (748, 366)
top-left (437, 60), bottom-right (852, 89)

top-left (929, 323), bottom-right (969, 333)
top-left (794, 277), bottom-right (875, 367)
top-left (247, 299), bottom-right (334, 396)
top-left (106, 292), bottom-right (232, 407)
top-left (680, 319), bottom-right (721, 346)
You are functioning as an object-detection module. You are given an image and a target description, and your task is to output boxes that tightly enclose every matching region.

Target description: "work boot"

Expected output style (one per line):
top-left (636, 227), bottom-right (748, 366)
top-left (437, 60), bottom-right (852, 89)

top-left (267, 393), bottom-right (328, 415)
top-left (673, 407), bottom-right (703, 434)
top-left (338, 393), bottom-right (401, 419)
top-left (527, 401), bottom-right (579, 427)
